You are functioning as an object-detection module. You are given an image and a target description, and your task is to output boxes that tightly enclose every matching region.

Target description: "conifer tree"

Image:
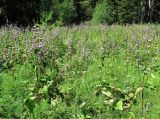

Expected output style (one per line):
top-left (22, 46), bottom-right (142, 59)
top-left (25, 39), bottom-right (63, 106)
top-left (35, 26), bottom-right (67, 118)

top-left (118, 0), bottom-right (141, 24)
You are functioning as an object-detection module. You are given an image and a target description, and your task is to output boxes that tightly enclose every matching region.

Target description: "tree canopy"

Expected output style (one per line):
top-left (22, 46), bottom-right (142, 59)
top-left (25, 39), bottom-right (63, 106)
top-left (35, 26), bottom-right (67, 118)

top-left (0, 0), bottom-right (160, 26)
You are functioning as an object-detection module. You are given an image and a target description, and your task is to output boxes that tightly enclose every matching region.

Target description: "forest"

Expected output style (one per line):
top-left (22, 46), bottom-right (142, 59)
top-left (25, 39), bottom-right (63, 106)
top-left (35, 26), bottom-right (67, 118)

top-left (0, 0), bottom-right (160, 26)
top-left (0, 0), bottom-right (160, 119)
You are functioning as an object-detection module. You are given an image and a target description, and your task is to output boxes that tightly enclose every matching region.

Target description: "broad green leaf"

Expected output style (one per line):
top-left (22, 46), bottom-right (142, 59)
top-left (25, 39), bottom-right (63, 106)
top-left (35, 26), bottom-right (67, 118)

top-left (116, 100), bottom-right (123, 110)
top-left (128, 112), bottom-right (135, 119)
top-left (38, 85), bottom-right (48, 94)
top-left (151, 73), bottom-right (156, 79)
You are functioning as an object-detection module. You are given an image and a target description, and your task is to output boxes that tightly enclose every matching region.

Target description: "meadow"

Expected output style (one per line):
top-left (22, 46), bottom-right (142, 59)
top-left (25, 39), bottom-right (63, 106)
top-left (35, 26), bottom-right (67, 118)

top-left (0, 24), bottom-right (160, 119)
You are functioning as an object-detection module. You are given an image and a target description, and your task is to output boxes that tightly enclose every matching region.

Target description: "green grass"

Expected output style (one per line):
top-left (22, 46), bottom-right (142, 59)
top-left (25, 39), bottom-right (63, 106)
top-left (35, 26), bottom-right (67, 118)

top-left (0, 24), bottom-right (160, 119)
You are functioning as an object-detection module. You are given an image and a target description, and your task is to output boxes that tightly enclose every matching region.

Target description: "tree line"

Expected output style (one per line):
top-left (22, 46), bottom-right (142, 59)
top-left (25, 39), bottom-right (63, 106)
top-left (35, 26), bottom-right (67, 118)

top-left (0, 0), bottom-right (160, 26)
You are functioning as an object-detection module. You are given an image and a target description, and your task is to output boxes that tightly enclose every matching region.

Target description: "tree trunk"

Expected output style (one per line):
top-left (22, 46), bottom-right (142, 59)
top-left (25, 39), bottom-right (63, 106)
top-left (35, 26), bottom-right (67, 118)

top-left (141, 0), bottom-right (145, 23)
top-left (149, 0), bottom-right (154, 22)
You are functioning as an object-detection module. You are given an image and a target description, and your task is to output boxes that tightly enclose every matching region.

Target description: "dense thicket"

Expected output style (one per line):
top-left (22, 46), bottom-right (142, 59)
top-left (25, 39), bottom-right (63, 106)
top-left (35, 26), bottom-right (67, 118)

top-left (0, 0), bottom-right (160, 26)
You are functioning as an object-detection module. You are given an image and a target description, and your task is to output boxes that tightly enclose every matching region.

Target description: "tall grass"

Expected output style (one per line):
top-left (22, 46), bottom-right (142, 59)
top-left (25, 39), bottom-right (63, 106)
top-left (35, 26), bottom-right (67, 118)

top-left (0, 24), bottom-right (160, 119)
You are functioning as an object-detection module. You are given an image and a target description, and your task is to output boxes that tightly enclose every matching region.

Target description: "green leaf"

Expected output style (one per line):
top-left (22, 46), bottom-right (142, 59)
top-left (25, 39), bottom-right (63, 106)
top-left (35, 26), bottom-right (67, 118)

top-left (80, 102), bottom-right (86, 108)
top-left (128, 112), bottom-right (135, 119)
top-left (128, 93), bottom-right (134, 98)
top-left (116, 100), bottom-right (123, 110)
top-left (38, 85), bottom-right (48, 94)
top-left (151, 73), bottom-right (156, 79)
top-left (86, 115), bottom-right (91, 119)
top-left (29, 96), bottom-right (36, 100)
top-left (29, 87), bottom-right (34, 91)
top-left (51, 98), bottom-right (58, 107)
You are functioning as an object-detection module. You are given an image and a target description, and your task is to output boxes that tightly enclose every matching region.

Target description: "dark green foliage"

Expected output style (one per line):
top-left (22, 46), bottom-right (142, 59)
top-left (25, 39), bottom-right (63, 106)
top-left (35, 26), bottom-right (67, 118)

top-left (78, 0), bottom-right (97, 21)
top-left (118, 0), bottom-right (141, 24)
top-left (5, 0), bottom-right (41, 26)
top-left (92, 0), bottom-right (114, 24)
top-left (57, 0), bottom-right (77, 25)
top-left (0, 0), bottom-right (7, 25)
top-left (0, 0), bottom-right (160, 26)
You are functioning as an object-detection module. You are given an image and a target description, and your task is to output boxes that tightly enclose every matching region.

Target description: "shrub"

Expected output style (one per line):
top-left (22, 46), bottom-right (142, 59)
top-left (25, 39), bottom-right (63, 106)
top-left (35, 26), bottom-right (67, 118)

top-left (57, 0), bottom-right (77, 25)
top-left (92, 0), bottom-right (114, 24)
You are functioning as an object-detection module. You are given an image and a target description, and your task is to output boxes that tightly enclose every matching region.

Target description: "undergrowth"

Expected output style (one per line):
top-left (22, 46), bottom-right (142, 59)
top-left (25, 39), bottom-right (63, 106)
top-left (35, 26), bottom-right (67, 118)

top-left (0, 24), bottom-right (160, 119)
